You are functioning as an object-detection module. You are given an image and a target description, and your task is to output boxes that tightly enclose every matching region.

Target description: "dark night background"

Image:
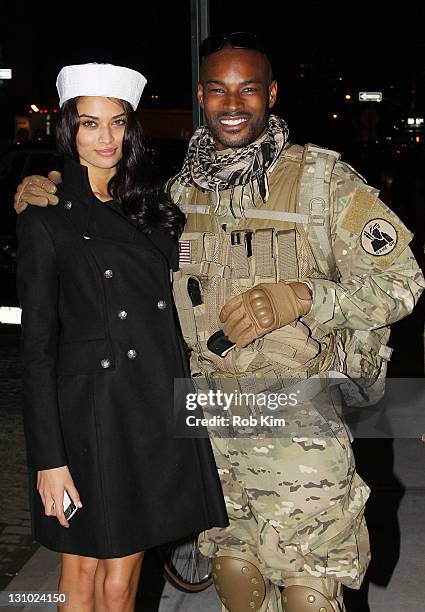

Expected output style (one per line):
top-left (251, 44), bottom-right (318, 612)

top-left (1, 0), bottom-right (425, 282)
top-left (1, 1), bottom-right (424, 149)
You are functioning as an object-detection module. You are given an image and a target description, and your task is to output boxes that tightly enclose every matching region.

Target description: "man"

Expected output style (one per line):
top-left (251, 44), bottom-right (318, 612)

top-left (14, 33), bottom-right (425, 612)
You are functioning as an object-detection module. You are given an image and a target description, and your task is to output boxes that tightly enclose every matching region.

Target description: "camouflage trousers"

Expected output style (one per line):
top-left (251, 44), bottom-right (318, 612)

top-left (198, 385), bottom-right (371, 611)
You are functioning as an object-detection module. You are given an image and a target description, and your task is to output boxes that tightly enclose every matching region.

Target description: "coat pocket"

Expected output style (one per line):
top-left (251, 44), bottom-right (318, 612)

top-left (58, 338), bottom-right (115, 375)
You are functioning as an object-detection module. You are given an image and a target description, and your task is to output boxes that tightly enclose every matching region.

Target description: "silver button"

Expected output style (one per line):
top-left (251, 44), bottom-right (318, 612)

top-left (100, 359), bottom-right (111, 369)
top-left (127, 349), bottom-right (137, 359)
top-left (157, 300), bottom-right (167, 310)
top-left (104, 269), bottom-right (113, 279)
top-left (118, 310), bottom-right (128, 320)
top-left (64, 200), bottom-right (72, 210)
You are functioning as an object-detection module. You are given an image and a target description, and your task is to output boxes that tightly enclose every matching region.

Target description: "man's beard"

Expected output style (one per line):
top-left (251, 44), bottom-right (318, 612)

top-left (206, 111), bottom-right (269, 149)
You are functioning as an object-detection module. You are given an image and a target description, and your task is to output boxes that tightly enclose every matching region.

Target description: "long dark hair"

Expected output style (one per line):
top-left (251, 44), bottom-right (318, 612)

top-left (55, 97), bottom-right (185, 237)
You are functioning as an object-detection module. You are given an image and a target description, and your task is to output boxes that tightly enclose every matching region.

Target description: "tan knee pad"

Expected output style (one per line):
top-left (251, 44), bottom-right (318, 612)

top-left (212, 550), bottom-right (270, 612)
top-left (281, 578), bottom-right (343, 612)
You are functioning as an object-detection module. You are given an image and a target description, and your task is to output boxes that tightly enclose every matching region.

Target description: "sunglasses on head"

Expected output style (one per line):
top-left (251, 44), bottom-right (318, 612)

top-left (199, 32), bottom-right (269, 60)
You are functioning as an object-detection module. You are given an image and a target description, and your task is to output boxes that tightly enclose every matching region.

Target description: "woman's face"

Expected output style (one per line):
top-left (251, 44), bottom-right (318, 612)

top-left (76, 96), bottom-right (126, 172)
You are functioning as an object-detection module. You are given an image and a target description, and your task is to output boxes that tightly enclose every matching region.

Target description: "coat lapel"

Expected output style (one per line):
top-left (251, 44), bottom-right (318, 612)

top-left (56, 156), bottom-right (154, 248)
top-left (55, 156), bottom-right (178, 268)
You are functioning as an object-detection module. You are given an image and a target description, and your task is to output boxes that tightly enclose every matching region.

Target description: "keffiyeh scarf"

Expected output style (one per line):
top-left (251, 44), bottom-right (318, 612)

top-left (174, 114), bottom-right (289, 215)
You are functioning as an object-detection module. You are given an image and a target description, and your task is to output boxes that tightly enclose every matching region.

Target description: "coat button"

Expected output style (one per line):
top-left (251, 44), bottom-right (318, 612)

top-left (127, 349), bottom-right (137, 359)
top-left (64, 200), bottom-right (72, 210)
top-left (104, 269), bottom-right (113, 279)
top-left (157, 300), bottom-right (166, 310)
top-left (101, 359), bottom-right (111, 369)
top-left (118, 310), bottom-right (128, 320)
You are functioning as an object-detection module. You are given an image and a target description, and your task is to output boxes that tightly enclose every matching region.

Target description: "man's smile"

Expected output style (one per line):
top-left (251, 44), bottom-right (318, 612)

top-left (218, 115), bottom-right (250, 130)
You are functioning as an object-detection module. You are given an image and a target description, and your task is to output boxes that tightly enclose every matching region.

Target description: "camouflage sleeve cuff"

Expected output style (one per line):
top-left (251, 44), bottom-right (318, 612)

top-left (303, 278), bottom-right (336, 324)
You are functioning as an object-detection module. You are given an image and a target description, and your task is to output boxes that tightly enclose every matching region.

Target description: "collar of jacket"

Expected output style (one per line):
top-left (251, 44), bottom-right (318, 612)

top-left (56, 155), bottom-right (178, 268)
top-left (56, 155), bottom-right (149, 244)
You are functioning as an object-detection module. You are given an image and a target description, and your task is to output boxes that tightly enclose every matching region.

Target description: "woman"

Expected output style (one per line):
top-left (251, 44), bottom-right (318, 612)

top-left (16, 63), bottom-right (227, 611)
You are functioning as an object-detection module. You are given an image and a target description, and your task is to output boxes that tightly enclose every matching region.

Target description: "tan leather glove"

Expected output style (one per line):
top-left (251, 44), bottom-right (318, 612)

top-left (14, 171), bottom-right (62, 214)
top-left (219, 282), bottom-right (312, 348)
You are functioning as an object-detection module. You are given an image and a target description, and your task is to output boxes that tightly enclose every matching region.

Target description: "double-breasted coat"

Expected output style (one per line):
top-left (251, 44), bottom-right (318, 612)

top-left (16, 156), bottom-right (228, 558)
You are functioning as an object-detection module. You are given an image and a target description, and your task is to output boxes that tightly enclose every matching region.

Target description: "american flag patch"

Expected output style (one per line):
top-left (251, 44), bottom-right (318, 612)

top-left (179, 240), bottom-right (192, 265)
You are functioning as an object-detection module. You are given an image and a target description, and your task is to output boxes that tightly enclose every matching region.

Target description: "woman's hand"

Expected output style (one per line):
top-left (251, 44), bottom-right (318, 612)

top-left (37, 465), bottom-right (82, 528)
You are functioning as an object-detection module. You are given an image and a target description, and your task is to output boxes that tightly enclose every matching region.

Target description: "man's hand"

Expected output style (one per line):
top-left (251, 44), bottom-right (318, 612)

top-left (14, 171), bottom-right (62, 214)
top-left (219, 282), bottom-right (312, 348)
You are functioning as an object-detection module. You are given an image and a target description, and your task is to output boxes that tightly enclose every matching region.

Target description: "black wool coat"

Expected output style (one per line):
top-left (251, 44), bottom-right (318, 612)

top-left (16, 156), bottom-right (228, 558)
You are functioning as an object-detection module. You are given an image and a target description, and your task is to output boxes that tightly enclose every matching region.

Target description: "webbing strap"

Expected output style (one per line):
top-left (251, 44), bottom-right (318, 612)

top-left (231, 242), bottom-right (250, 278)
top-left (276, 230), bottom-right (298, 281)
top-left (298, 144), bottom-right (340, 278)
top-left (179, 203), bottom-right (210, 214)
top-left (203, 234), bottom-right (216, 262)
top-left (242, 209), bottom-right (309, 223)
top-left (174, 181), bottom-right (187, 204)
top-left (180, 203), bottom-right (309, 224)
top-left (254, 229), bottom-right (274, 277)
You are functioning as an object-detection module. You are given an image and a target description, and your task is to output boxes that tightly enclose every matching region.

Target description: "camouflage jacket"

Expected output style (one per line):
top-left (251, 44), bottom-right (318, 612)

top-left (169, 143), bottom-right (425, 378)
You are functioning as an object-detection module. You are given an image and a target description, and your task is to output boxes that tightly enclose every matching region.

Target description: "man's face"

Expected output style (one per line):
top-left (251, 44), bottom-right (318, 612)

top-left (198, 48), bottom-right (277, 150)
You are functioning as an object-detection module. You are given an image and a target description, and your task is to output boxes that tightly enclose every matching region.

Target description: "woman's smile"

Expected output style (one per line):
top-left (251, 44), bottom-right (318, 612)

top-left (95, 148), bottom-right (118, 157)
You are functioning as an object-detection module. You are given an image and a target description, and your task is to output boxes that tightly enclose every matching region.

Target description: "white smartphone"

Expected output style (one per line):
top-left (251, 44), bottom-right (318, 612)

top-left (63, 489), bottom-right (78, 521)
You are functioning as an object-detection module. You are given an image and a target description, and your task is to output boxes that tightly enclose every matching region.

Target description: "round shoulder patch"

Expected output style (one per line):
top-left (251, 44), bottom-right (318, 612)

top-left (361, 218), bottom-right (397, 256)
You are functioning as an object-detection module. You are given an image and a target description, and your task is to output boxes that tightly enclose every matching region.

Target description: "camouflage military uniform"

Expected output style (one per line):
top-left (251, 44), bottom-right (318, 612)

top-left (169, 138), bottom-right (424, 611)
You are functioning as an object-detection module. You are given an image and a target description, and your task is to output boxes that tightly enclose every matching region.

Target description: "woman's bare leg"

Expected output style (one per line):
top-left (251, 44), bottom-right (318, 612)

top-left (58, 553), bottom-right (99, 611)
top-left (94, 551), bottom-right (144, 612)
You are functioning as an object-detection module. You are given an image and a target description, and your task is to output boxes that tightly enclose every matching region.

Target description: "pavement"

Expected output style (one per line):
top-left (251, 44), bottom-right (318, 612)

top-left (0, 328), bottom-right (37, 592)
top-left (1, 324), bottom-right (425, 611)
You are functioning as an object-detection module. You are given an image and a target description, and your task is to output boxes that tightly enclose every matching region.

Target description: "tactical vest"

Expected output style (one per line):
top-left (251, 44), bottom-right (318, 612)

top-left (170, 144), bottom-right (341, 393)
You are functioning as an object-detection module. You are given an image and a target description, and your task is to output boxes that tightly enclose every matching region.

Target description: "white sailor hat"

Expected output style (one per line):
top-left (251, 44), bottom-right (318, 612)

top-left (56, 63), bottom-right (147, 111)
